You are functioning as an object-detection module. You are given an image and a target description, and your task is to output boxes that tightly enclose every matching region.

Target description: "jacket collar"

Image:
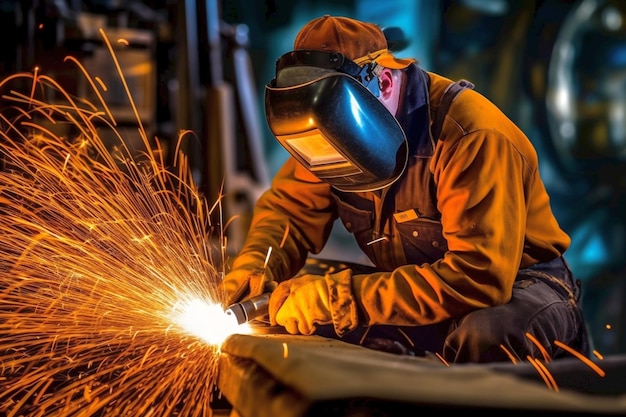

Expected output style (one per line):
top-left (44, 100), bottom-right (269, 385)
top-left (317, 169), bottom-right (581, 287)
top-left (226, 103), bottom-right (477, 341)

top-left (395, 65), bottom-right (434, 157)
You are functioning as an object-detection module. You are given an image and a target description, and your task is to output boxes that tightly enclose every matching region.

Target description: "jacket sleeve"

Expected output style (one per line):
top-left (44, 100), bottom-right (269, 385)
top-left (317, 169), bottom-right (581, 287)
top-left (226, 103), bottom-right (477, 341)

top-left (230, 156), bottom-right (338, 282)
top-left (350, 128), bottom-right (560, 326)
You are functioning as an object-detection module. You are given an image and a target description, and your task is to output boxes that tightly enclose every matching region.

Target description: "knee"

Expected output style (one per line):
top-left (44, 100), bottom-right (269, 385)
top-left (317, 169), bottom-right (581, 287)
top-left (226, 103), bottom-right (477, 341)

top-left (443, 312), bottom-right (527, 363)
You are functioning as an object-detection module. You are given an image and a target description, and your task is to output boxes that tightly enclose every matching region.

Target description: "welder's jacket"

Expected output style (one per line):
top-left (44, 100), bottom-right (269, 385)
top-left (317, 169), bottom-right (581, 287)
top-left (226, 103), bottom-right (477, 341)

top-left (231, 64), bottom-right (570, 334)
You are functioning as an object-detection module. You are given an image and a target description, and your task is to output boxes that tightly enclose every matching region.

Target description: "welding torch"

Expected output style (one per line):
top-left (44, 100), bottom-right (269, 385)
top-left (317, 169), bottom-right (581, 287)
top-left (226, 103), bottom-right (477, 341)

top-left (224, 292), bottom-right (271, 325)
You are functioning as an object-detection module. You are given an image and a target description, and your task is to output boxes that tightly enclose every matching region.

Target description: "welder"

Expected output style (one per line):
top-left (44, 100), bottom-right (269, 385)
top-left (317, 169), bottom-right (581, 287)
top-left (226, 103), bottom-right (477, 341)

top-left (219, 15), bottom-right (590, 363)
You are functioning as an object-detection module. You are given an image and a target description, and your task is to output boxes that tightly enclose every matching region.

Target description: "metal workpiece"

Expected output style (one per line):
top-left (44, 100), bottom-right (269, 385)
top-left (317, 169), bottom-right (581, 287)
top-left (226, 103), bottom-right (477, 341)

top-left (216, 334), bottom-right (626, 417)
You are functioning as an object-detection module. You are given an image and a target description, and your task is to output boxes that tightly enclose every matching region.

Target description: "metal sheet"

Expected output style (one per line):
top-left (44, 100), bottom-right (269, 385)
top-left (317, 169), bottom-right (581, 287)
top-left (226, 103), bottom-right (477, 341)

top-left (217, 333), bottom-right (626, 417)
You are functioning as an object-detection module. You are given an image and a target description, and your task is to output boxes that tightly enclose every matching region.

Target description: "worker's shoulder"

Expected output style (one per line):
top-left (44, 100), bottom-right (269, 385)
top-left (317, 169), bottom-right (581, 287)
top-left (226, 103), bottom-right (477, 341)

top-left (427, 71), bottom-right (498, 115)
top-left (427, 72), bottom-right (537, 161)
top-left (427, 71), bottom-right (524, 138)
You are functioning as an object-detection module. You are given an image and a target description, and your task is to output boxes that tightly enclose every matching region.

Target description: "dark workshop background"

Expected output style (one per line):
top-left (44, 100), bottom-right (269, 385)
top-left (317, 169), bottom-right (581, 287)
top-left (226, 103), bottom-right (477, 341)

top-left (2, 0), bottom-right (625, 356)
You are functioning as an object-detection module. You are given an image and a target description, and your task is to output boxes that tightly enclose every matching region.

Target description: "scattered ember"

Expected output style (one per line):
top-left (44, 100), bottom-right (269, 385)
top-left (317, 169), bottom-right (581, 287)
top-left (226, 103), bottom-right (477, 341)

top-left (0, 29), bottom-right (248, 416)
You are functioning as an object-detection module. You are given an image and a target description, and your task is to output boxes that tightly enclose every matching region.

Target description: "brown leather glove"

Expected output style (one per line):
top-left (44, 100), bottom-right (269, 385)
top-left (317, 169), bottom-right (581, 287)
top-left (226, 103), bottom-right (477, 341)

top-left (269, 270), bottom-right (359, 336)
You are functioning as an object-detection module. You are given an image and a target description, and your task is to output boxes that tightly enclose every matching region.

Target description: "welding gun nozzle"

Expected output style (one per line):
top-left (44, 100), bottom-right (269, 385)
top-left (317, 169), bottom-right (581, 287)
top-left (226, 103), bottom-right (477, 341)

top-left (225, 293), bottom-right (271, 325)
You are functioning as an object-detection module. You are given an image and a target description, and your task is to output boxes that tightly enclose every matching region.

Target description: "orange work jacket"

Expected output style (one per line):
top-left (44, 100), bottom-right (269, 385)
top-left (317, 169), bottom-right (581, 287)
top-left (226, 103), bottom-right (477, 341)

top-left (230, 66), bottom-right (570, 331)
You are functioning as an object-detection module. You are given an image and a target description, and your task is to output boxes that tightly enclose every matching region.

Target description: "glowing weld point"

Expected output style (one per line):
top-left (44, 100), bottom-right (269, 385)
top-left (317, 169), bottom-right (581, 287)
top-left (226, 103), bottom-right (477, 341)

top-left (171, 298), bottom-right (252, 345)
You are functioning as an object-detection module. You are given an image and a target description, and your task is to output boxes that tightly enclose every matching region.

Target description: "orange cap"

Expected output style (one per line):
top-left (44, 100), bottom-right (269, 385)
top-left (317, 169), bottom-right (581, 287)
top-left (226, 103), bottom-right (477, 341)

top-left (293, 15), bottom-right (415, 69)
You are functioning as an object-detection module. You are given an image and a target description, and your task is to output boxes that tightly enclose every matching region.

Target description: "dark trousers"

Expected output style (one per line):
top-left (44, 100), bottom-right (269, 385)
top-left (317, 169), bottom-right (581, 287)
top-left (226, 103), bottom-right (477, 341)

top-left (316, 257), bottom-right (591, 363)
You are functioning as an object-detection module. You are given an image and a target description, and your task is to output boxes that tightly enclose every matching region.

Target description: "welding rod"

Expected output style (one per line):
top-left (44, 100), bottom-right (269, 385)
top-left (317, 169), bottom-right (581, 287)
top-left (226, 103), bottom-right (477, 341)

top-left (225, 293), bottom-right (271, 325)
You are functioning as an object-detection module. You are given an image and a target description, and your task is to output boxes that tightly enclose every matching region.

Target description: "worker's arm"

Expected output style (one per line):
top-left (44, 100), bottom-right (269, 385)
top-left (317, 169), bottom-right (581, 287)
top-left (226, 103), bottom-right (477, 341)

top-left (220, 157), bottom-right (337, 306)
top-left (352, 128), bottom-right (531, 325)
top-left (270, 128), bottom-right (568, 334)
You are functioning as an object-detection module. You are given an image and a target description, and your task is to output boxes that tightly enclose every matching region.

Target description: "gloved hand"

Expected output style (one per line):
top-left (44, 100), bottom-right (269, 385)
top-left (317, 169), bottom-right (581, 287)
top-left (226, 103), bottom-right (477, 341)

top-left (269, 274), bottom-right (331, 334)
top-left (218, 267), bottom-right (275, 308)
top-left (269, 270), bottom-right (359, 336)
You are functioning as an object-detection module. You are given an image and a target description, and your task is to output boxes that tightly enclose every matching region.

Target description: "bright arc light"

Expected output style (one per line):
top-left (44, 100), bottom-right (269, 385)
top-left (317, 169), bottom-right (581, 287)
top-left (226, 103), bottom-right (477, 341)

top-left (171, 297), bottom-right (252, 345)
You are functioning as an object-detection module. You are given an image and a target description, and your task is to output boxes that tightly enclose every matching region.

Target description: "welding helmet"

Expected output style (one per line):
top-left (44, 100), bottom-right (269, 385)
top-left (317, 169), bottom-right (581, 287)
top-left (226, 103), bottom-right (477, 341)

top-left (264, 15), bottom-right (415, 192)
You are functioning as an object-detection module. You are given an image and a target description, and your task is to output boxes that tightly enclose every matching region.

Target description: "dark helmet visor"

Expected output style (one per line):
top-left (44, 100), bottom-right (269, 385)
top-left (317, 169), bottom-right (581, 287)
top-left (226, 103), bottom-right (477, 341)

top-left (265, 72), bottom-right (408, 192)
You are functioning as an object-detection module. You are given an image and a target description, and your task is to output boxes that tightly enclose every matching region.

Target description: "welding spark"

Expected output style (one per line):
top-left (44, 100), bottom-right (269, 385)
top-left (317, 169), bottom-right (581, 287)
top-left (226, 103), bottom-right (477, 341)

top-left (171, 297), bottom-right (251, 346)
top-left (0, 30), bottom-right (246, 416)
top-left (527, 356), bottom-right (559, 392)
